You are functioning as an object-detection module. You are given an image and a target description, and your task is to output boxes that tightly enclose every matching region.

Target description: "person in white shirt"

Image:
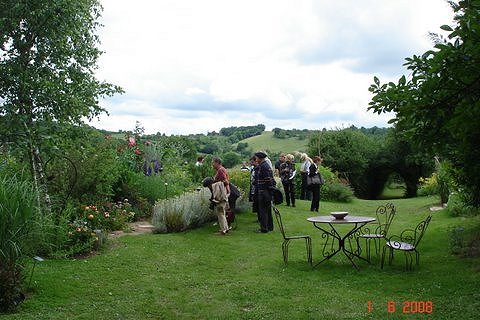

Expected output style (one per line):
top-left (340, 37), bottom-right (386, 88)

top-left (300, 153), bottom-right (312, 200)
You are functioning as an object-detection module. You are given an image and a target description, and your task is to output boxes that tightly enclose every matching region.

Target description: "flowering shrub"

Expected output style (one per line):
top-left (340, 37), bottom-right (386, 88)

top-left (83, 199), bottom-right (136, 232)
top-left (65, 199), bottom-right (136, 255)
top-left (418, 174), bottom-right (439, 196)
top-left (67, 219), bottom-right (97, 254)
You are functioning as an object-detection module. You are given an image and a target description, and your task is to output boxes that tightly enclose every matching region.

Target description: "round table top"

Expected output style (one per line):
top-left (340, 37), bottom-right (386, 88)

top-left (307, 215), bottom-right (376, 224)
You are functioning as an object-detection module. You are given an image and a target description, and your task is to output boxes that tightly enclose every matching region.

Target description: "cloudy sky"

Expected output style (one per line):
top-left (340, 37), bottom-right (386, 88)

top-left (91, 0), bottom-right (453, 135)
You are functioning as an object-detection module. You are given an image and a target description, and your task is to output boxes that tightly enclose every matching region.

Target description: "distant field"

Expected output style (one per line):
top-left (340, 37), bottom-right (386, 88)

top-left (240, 131), bottom-right (309, 155)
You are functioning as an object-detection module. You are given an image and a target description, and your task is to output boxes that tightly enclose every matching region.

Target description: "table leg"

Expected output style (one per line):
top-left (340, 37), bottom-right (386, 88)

top-left (312, 223), bottom-right (342, 267)
top-left (312, 222), bottom-right (372, 269)
top-left (341, 222), bottom-right (372, 269)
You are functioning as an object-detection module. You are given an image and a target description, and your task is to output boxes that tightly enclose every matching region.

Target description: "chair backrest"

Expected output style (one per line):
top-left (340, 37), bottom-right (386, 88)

top-left (375, 203), bottom-right (396, 236)
top-left (400, 215), bottom-right (432, 247)
top-left (272, 206), bottom-right (287, 239)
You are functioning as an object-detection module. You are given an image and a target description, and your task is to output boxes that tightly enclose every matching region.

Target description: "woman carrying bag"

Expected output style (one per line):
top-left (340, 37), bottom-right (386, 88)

top-left (308, 155), bottom-right (324, 212)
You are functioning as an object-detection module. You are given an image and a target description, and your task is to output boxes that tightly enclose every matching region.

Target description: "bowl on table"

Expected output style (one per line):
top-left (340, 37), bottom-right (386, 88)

top-left (330, 211), bottom-right (349, 220)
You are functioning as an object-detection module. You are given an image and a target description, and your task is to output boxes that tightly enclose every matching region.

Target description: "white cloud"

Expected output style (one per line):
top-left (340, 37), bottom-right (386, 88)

top-left (92, 0), bottom-right (453, 134)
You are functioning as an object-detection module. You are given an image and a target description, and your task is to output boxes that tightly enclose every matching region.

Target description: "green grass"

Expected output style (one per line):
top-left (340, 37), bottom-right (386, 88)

top-left (241, 131), bottom-right (309, 154)
top-left (378, 185), bottom-right (407, 200)
top-left (4, 197), bottom-right (480, 319)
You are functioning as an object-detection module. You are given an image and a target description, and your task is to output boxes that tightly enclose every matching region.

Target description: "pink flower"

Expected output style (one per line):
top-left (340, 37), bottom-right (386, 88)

top-left (128, 136), bottom-right (136, 147)
top-left (134, 148), bottom-right (141, 155)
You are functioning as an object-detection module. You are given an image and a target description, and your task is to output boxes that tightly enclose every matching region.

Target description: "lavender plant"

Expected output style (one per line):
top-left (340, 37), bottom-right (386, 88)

top-left (152, 188), bottom-right (214, 233)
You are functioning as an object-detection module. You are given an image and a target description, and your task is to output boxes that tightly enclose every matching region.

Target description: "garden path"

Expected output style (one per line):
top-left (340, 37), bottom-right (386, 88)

top-left (108, 221), bottom-right (155, 238)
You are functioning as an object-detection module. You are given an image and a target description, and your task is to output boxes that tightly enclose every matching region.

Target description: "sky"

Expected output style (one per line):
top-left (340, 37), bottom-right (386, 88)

top-left (90, 0), bottom-right (453, 135)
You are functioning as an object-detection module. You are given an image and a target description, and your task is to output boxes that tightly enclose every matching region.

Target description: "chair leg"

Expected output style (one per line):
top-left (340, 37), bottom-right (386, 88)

top-left (282, 240), bottom-right (290, 264)
top-left (405, 252), bottom-right (413, 271)
top-left (365, 238), bottom-right (371, 262)
top-left (388, 247), bottom-right (394, 265)
top-left (373, 238), bottom-right (380, 260)
top-left (381, 246), bottom-right (386, 269)
top-left (306, 238), bottom-right (313, 265)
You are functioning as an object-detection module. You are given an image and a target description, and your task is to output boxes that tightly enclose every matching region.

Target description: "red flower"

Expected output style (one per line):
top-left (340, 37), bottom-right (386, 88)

top-left (134, 148), bottom-right (141, 155)
top-left (128, 136), bottom-right (136, 147)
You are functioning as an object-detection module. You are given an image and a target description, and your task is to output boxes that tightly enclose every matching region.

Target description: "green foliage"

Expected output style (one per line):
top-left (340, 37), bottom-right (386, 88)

top-left (321, 183), bottom-right (355, 203)
top-left (0, 0), bottom-right (122, 127)
top-left (446, 192), bottom-right (480, 217)
top-left (228, 170), bottom-right (251, 196)
top-left (418, 174), bottom-right (439, 196)
top-left (318, 166), bottom-right (354, 202)
top-left (272, 128), bottom-right (310, 140)
top-left (120, 167), bottom-right (195, 210)
top-left (377, 129), bottom-right (433, 198)
top-left (64, 218), bottom-right (97, 256)
top-left (0, 0), bottom-right (123, 212)
top-left (368, 1), bottom-right (480, 206)
top-left (308, 129), bottom-right (378, 198)
top-left (436, 160), bottom-right (454, 204)
top-left (0, 154), bottom-right (28, 178)
top-left (235, 142), bottom-right (249, 153)
top-left (141, 135), bottom-right (197, 164)
top-left (83, 200), bottom-right (136, 232)
top-left (186, 133), bottom-right (233, 155)
top-left (0, 174), bottom-right (38, 312)
top-left (448, 223), bottom-right (480, 257)
top-left (57, 127), bottom-right (125, 206)
top-left (187, 156), bottom-right (215, 185)
top-left (307, 127), bottom-right (433, 200)
top-left (152, 188), bottom-right (214, 233)
top-left (219, 124), bottom-right (265, 143)
top-left (419, 160), bottom-right (455, 205)
top-left (221, 151), bottom-right (241, 168)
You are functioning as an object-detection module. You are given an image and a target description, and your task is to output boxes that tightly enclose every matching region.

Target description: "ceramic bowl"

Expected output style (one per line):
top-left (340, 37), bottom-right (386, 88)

top-left (330, 211), bottom-right (348, 220)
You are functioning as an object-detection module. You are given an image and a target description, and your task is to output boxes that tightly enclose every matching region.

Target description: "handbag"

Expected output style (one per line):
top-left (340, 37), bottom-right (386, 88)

top-left (269, 186), bottom-right (284, 205)
top-left (307, 174), bottom-right (323, 186)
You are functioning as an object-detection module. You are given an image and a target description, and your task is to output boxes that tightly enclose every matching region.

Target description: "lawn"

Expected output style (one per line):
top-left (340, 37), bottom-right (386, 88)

top-left (4, 196), bottom-right (480, 319)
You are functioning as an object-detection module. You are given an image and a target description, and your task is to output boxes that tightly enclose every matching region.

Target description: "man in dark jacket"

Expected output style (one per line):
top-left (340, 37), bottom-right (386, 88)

top-left (254, 151), bottom-right (275, 233)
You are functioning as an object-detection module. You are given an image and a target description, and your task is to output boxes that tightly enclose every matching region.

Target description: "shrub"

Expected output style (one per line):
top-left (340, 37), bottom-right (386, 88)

top-left (228, 169), bottom-right (251, 195)
top-left (65, 218), bottom-right (98, 255)
top-left (187, 155), bottom-right (215, 184)
top-left (446, 192), bottom-right (480, 217)
top-left (0, 174), bottom-right (38, 312)
top-left (222, 151), bottom-right (241, 168)
top-left (83, 199), bottom-right (136, 232)
top-left (448, 225), bottom-right (480, 257)
top-left (321, 183), bottom-right (354, 203)
top-left (418, 174), bottom-right (439, 196)
top-left (152, 188), bottom-right (214, 233)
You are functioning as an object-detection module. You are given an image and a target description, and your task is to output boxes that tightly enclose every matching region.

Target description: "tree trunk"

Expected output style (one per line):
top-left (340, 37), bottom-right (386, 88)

top-left (24, 122), bottom-right (51, 214)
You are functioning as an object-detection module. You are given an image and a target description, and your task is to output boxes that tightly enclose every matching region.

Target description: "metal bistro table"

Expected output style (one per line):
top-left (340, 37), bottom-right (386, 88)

top-left (307, 215), bottom-right (376, 269)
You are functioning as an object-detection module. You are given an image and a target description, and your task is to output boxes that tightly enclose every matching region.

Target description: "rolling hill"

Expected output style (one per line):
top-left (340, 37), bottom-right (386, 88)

top-left (239, 131), bottom-right (309, 155)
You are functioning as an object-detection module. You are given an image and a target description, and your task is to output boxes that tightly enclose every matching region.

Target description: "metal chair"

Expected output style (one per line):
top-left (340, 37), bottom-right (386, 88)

top-left (357, 203), bottom-right (396, 262)
top-left (273, 206), bottom-right (312, 265)
top-left (381, 215), bottom-right (432, 270)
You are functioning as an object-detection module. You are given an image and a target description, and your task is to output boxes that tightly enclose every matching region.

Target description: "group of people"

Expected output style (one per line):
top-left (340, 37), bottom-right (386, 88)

top-left (274, 152), bottom-right (323, 212)
top-left (203, 150), bottom-right (324, 236)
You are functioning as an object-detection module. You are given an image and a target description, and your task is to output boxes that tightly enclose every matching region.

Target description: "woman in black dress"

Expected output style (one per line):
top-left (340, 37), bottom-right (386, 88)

top-left (308, 156), bottom-right (323, 212)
